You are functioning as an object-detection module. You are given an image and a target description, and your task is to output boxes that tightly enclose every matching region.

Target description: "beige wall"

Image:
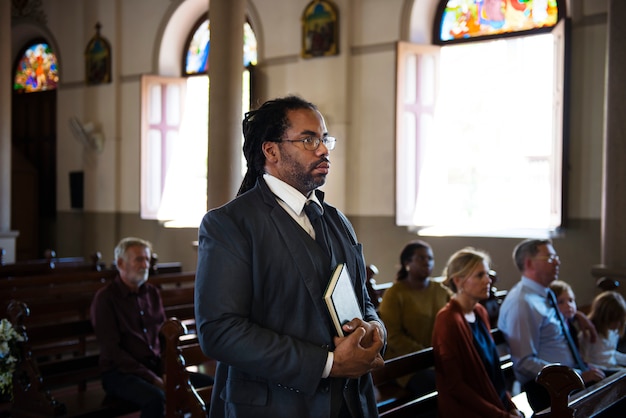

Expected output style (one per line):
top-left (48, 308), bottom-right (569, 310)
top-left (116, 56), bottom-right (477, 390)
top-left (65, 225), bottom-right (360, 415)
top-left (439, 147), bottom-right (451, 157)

top-left (11, 0), bottom-right (610, 307)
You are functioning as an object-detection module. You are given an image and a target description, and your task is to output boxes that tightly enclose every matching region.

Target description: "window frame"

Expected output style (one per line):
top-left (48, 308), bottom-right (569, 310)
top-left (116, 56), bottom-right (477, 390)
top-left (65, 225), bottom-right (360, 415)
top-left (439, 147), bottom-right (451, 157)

top-left (140, 16), bottom-right (257, 226)
top-left (140, 75), bottom-right (187, 221)
top-left (396, 14), bottom-right (571, 238)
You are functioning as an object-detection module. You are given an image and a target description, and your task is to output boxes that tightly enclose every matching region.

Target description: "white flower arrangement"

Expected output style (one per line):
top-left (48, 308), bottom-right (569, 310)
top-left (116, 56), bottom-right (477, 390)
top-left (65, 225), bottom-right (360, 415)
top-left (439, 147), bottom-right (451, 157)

top-left (0, 318), bottom-right (24, 397)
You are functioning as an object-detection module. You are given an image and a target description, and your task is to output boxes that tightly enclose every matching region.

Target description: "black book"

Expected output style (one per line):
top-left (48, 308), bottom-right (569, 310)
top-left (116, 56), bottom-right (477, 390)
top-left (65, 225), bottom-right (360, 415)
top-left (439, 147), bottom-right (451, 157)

top-left (323, 263), bottom-right (363, 336)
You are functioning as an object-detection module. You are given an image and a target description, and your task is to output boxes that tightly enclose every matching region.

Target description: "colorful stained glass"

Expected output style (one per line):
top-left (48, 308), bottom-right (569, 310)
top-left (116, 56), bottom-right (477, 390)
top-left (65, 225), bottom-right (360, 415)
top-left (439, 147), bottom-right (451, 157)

top-left (185, 20), bottom-right (257, 75)
top-left (243, 23), bottom-right (258, 67)
top-left (438, 0), bottom-right (559, 42)
top-left (13, 42), bottom-right (59, 92)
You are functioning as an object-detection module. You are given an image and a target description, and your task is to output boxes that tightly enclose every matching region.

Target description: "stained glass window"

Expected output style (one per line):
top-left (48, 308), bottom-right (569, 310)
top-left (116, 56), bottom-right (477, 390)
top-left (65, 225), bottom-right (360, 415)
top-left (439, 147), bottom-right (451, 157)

top-left (437, 0), bottom-right (560, 43)
top-left (396, 0), bottom-right (567, 237)
top-left (185, 19), bottom-right (257, 75)
top-left (13, 42), bottom-right (59, 92)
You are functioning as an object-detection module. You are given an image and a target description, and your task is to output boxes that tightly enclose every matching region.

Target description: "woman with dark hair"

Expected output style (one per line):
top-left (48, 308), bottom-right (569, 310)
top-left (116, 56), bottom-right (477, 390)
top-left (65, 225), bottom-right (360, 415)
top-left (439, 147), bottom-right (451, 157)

top-left (432, 247), bottom-right (522, 418)
top-left (378, 240), bottom-right (449, 395)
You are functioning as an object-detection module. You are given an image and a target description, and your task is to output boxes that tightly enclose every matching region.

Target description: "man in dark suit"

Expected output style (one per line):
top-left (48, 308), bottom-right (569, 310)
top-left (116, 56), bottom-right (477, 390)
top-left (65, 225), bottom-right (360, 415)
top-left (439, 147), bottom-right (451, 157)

top-left (195, 96), bottom-right (386, 418)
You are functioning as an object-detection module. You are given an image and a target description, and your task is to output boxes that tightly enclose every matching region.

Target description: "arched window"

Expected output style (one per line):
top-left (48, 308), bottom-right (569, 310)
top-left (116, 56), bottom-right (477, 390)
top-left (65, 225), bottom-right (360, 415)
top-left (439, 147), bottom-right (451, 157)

top-left (183, 18), bottom-right (258, 74)
top-left (396, 0), bottom-right (567, 237)
top-left (140, 17), bottom-right (257, 227)
top-left (13, 41), bottom-right (59, 93)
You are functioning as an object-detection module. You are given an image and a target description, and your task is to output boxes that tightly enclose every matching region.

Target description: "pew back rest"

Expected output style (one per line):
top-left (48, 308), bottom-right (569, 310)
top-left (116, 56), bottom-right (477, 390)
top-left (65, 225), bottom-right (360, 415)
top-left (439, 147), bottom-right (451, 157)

top-left (7, 300), bottom-right (133, 418)
top-left (535, 365), bottom-right (626, 418)
top-left (0, 251), bottom-right (105, 278)
top-left (1, 270), bottom-right (197, 325)
top-left (160, 317), bottom-right (214, 418)
top-left (0, 269), bottom-right (118, 317)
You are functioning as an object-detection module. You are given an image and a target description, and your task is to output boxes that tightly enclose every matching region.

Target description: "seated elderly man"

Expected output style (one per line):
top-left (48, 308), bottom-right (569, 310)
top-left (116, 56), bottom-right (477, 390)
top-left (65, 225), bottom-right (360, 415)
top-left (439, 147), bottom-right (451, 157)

top-left (91, 237), bottom-right (212, 418)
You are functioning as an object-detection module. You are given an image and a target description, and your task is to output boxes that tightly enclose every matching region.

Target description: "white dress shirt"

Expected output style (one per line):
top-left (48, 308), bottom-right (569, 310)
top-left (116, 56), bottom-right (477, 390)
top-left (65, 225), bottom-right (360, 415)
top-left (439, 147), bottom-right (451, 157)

top-left (262, 174), bottom-right (333, 377)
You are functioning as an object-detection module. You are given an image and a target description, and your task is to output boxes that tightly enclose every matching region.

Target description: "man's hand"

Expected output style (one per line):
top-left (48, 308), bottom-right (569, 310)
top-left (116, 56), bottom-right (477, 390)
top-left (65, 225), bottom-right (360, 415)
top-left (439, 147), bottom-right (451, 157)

top-left (341, 318), bottom-right (384, 348)
top-left (581, 366), bottom-right (605, 384)
top-left (330, 326), bottom-right (384, 379)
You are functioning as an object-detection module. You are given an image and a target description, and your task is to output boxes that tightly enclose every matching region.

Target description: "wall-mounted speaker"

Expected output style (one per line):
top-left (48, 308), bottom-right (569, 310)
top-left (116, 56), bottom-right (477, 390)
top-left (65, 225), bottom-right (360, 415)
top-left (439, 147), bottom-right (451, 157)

top-left (69, 171), bottom-right (84, 209)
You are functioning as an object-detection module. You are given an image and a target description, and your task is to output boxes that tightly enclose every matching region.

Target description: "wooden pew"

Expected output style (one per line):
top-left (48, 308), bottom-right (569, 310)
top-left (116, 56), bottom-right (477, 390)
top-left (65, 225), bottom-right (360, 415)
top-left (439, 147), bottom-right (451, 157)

top-left (1, 270), bottom-right (196, 324)
top-left (535, 365), bottom-right (626, 418)
top-left (152, 271), bottom-right (196, 319)
top-left (160, 317), bottom-right (215, 418)
top-left (7, 300), bottom-right (138, 417)
top-left (0, 268), bottom-right (117, 291)
top-left (0, 250), bottom-right (106, 277)
top-left (372, 328), bottom-right (515, 418)
top-left (0, 269), bottom-right (118, 322)
top-left (6, 270), bottom-right (198, 417)
top-left (150, 252), bottom-right (184, 275)
top-left (373, 348), bottom-right (437, 418)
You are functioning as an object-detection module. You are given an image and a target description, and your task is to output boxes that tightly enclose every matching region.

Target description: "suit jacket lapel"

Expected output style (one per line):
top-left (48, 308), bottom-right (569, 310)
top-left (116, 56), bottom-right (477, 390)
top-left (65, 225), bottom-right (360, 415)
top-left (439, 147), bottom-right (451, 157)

top-left (257, 180), bottom-right (332, 328)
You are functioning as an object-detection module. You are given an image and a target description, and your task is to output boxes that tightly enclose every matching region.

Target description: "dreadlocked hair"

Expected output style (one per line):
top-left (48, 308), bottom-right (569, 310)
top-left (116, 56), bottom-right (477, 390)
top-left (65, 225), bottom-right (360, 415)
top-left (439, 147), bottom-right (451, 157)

top-left (237, 95), bottom-right (318, 196)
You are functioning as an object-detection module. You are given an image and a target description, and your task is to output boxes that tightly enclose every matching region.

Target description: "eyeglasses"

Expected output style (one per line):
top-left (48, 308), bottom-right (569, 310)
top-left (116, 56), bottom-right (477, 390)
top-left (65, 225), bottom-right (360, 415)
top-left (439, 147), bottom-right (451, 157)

top-left (280, 136), bottom-right (336, 151)
top-left (535, 254), bottom-right (560, 264)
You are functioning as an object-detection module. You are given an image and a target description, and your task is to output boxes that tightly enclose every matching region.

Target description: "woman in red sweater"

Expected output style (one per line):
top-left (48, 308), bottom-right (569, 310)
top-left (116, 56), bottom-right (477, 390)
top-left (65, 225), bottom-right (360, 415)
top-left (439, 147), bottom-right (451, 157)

top-left (432, 247), bottom-right (523, 418)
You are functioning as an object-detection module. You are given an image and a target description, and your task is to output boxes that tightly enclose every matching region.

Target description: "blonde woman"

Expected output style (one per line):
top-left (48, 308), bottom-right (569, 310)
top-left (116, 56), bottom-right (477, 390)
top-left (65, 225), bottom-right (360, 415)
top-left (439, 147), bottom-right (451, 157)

top-left (432, 248), bottom-right (522, 418)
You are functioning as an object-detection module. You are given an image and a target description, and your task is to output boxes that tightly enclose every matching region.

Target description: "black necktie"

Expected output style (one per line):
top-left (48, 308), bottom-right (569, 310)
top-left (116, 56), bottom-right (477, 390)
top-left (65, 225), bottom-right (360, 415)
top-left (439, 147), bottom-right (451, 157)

top-left (547, 290), bottom-right (588, 371)
top-left (304, 201), bottom-right (331, 256)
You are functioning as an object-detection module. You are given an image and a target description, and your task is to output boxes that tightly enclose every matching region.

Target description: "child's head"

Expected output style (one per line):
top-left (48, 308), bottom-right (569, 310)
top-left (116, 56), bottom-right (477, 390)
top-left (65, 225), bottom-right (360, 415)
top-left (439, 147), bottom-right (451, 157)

top-left (589, 291), bottom-right (626, 338)
top-left (549, 280), bottom-right (577, 321)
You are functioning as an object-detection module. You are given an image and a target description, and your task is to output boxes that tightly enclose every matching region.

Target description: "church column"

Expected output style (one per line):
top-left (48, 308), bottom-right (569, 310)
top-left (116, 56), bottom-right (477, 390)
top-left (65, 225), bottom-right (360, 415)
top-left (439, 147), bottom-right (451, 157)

top-left (592, 0), bottom-right (626, 282)
top-left (0, 0), bottom-right (19, 263)
top-left (207, 0), bottom-right (245, 208)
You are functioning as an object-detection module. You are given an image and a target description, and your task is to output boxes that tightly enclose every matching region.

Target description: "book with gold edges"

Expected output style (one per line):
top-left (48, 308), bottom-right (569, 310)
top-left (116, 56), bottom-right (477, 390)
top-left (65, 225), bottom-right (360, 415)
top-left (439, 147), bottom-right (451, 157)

top-left (323, 263), bottom-right (363, 336)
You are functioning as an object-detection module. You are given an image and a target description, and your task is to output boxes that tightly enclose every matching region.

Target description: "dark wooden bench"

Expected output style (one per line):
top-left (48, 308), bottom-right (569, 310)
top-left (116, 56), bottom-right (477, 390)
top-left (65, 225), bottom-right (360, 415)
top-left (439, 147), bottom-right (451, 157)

top-left (160, 317), bottom-right (215, 418)
top-left (0, 270), bottom-right (119, 327)
top-left (149, 253), bottom-right (184, 275)
top-left (0, 268), bottom-right (117, 291)
top-left (1, 270), bottom-right (196, 323)
top-left (6, 270), bottom-right (198, 417)
top-left (0, 250), bottom-right (106, 277)
top-left (372, 328), bottom-right (515, 418)
top-left (373, 347), bottom-right (437, 418)
top-left (535, 365), bottom-right (626, 418)
top-left (7, 300), bottom-right (139, 417)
